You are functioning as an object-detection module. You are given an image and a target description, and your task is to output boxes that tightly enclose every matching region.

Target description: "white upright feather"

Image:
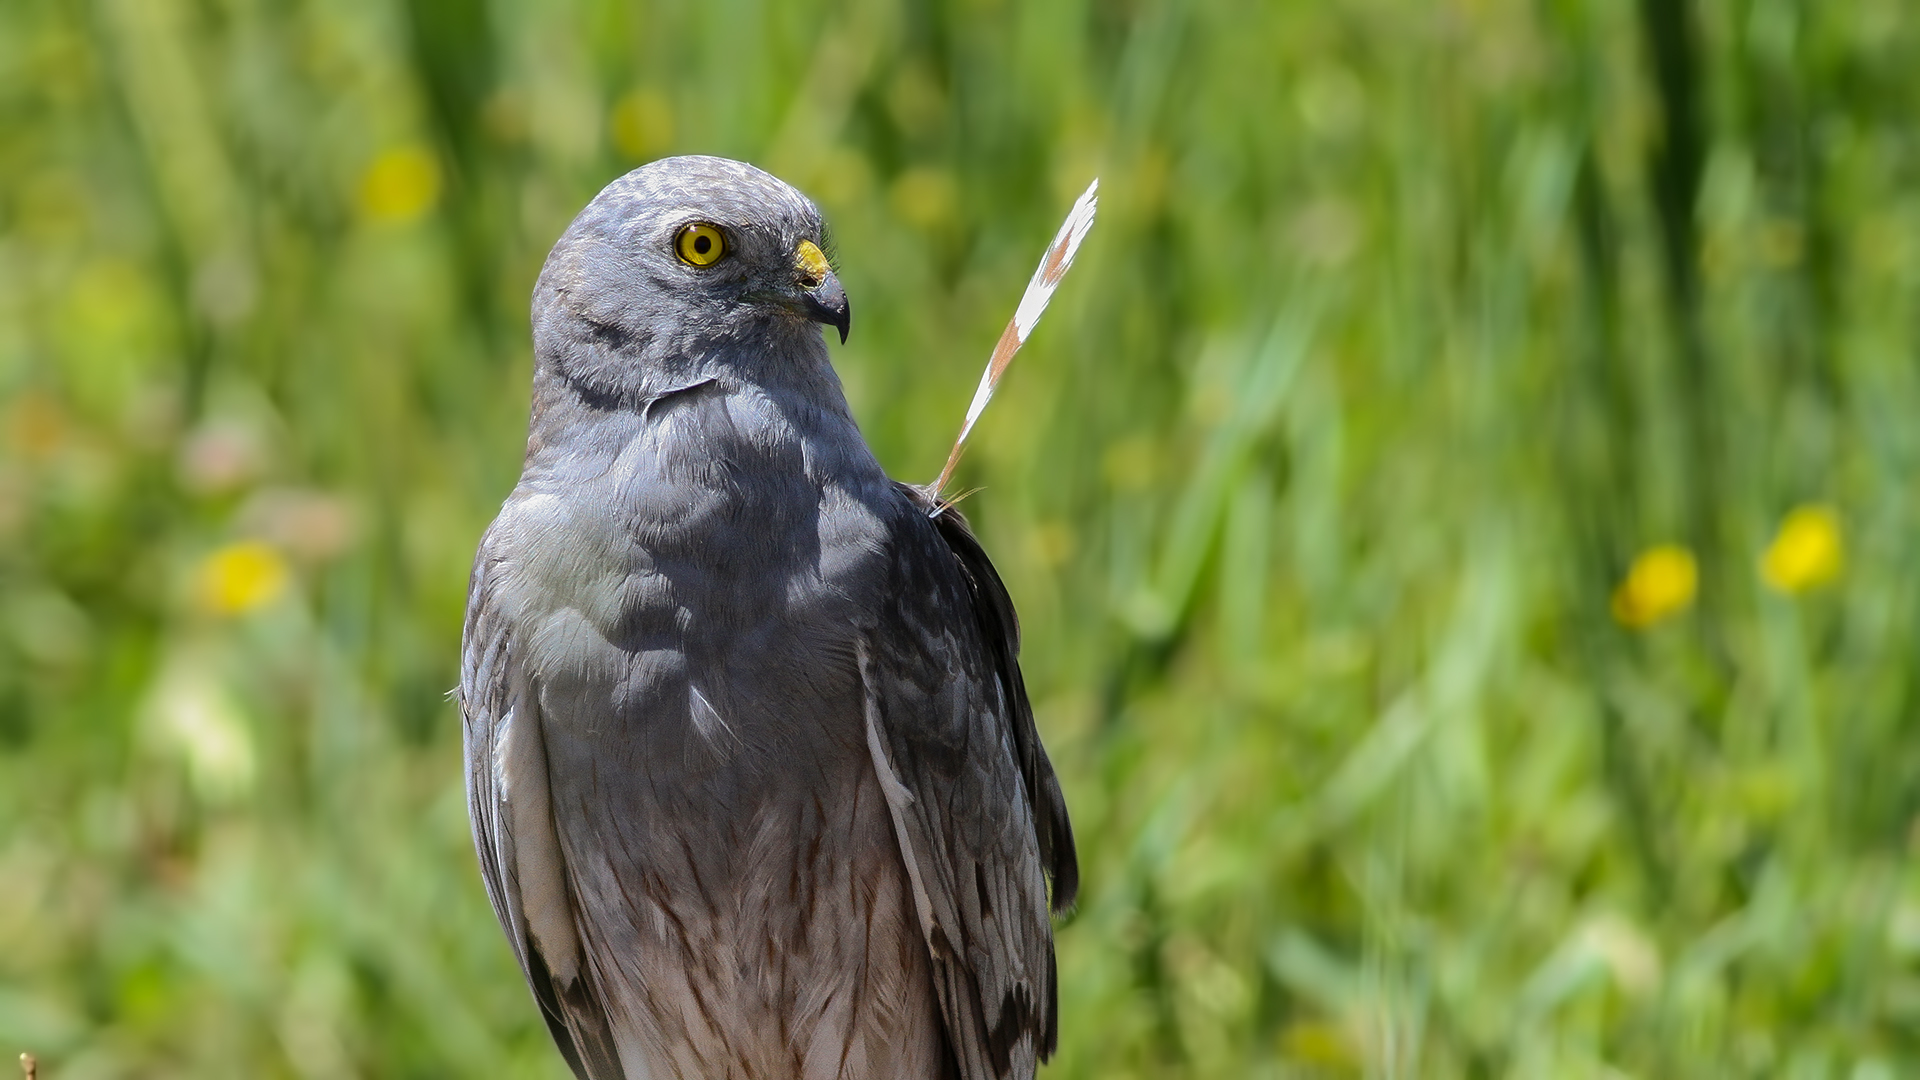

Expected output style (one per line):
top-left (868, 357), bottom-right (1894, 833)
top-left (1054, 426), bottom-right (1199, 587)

top-left (933, 178), bottom-right (1099, 501)
top-left (1010, 182), bottom-right (1100, 348)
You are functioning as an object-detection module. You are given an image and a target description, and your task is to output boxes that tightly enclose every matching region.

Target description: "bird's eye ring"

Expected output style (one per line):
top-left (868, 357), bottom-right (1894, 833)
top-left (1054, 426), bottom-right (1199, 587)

top-left (675, 223), bottom-right (728, 267)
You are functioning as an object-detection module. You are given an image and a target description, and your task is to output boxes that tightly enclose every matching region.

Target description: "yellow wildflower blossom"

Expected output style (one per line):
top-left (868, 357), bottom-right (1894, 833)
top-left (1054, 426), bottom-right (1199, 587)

top-left (1760, 504), bottom-right (1843, 594)
top-left (1611, 543), bottom-right (1697, 628)
top-left (609, 88), bottom-right (675, 160)
top-left (1280, 1019), bottom-right (1358, 1067)
top-left (890, 166), bottom-right (958, 231)
top-left (195, 541), bottom-right (290, 616)
top-left (357, 144), bottom-right (441, 225)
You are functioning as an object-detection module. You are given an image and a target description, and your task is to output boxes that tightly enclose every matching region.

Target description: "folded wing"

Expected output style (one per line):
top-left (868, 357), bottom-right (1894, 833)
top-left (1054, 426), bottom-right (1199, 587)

top-left (460, 543), bottom-right (627, 1080)
top-left (859, 483), bottom-right (1078, 1080)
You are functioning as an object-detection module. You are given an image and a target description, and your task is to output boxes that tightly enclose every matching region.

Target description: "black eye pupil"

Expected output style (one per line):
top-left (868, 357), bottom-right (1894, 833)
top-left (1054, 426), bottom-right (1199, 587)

top-left (693, 235), bottom-right (711, 255)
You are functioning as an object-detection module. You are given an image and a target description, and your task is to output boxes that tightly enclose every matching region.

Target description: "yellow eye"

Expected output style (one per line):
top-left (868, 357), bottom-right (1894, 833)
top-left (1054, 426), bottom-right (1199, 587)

top-left (675, 223), bottom-right (727, 266)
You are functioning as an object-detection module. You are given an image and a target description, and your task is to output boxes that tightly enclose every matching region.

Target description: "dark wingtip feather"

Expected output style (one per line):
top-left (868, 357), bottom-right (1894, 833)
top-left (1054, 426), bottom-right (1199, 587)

top-left (525, 944), bottom-right (626, 1080)
top-left (1043, 774), bottom-right (1079, 913)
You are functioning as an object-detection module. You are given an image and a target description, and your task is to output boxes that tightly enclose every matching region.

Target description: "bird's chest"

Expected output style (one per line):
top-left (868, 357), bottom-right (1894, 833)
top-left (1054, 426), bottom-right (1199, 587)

top-left (625, 425), bottom-right (884, 613)
top-left (500, 390), bottom-right (896, 778)
top-left (516, 399), bottom-right (892, 656)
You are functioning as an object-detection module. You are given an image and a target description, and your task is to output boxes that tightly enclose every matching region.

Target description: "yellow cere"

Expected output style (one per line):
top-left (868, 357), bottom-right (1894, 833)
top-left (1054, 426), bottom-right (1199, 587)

top-left (794, 238), bottom-right (830, 286)
top-left (195, 540), bottom-right (290, 616)
top-left (1760, 504), bottom-right (1843, 594)
top-left (1611, 543), bottom-right (1697, 629)
top-left (676, 223), bottom-right (727, 266)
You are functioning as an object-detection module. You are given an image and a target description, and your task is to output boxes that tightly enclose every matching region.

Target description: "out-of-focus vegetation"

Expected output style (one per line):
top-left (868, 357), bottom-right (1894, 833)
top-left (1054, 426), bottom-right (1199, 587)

top-left (4, 0), bottom-right (1919, 1075)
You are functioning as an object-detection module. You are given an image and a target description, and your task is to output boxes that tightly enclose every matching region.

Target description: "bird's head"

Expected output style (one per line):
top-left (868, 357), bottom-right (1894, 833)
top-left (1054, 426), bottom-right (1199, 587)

top-left (532, 155), bottom-right (850, 403)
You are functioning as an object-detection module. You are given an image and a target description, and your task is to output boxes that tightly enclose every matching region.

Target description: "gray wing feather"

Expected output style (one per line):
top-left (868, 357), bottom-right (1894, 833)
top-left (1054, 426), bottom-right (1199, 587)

top-left (460, 545), bottom-right (627, 1080)
top-left (860, 484), bottom-right (1079, 1080)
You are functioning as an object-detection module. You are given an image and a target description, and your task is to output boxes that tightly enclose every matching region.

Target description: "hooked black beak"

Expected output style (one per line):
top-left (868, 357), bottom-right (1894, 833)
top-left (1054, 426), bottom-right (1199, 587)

top-left (802, 275), bottom-right (851, 344)
top-left (794, 239), bottom-right (850, 344)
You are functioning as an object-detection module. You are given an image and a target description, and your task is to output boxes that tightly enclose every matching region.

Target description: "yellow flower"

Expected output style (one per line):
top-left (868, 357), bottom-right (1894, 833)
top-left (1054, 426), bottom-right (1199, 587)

top-left (1760, 504), bottom-right (1843, 594)
top-left (609, 88), bottom-right (675, 160)
top-left (195, 541), bottom-right (290, 616)
top-left (1279, 1019), bottom-right (1358, 1068)
top-left (1611, 543), bottom-right (1697, 628)
top-left (890, 166), bottom-right (957, 231)
top-left (357, 144), bottom-right (441, 225)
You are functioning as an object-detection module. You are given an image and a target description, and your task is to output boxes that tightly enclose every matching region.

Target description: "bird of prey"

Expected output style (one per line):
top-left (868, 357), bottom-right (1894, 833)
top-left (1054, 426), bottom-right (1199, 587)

top-left (459, 155), bottom-right (1081, 1080)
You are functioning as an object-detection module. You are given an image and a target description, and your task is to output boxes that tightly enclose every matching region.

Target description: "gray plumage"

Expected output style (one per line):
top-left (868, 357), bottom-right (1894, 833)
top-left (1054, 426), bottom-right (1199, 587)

top-left (459, 156), bottom-right (1077, 1080)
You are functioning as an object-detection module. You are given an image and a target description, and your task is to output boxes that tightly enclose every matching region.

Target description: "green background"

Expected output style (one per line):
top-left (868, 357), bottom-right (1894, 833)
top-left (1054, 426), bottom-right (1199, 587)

top-left (4, 0), bottom-right (1919, 1075)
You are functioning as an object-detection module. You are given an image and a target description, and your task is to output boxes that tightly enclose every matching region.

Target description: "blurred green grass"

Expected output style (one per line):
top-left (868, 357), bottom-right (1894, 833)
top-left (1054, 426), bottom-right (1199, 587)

top-left (4, 0), bottom-right (1920, 1075)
